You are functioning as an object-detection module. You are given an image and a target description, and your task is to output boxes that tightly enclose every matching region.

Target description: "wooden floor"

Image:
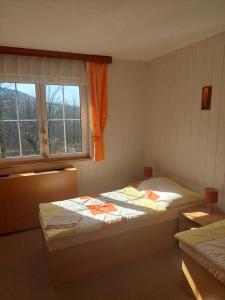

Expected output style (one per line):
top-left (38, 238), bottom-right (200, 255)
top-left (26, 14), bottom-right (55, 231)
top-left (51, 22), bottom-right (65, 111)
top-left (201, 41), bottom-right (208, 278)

top-left (0, 229), bottom-right (193, 300)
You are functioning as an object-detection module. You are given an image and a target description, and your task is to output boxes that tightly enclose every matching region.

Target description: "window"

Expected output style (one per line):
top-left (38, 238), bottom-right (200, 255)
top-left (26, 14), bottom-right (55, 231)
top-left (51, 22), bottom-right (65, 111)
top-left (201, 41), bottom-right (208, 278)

top-left (46, 84), bottom-right (82, 154)
top-left (0, 82), bottom-right (88, 160)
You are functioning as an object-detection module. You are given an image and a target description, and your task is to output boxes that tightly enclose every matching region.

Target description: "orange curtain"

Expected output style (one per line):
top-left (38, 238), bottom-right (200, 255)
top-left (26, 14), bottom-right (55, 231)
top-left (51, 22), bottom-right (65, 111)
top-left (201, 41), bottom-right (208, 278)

top-left (87, 62), bottom-right (108, 161)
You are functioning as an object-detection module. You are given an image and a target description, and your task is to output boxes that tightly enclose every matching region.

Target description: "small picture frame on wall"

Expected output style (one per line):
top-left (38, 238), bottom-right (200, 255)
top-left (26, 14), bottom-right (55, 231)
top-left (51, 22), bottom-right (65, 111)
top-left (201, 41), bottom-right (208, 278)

top-left (201, 86), bottom-right (212, 110)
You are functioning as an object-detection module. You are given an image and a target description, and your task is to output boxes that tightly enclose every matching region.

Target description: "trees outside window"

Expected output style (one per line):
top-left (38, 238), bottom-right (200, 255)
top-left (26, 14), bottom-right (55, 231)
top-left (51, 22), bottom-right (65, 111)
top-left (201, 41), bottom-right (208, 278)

top-left (0, 82), bottom-right (87, 160)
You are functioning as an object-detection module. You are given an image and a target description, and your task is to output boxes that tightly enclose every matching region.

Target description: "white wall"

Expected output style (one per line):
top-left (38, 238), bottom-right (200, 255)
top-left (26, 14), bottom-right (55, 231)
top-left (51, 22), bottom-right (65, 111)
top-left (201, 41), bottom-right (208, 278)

top-left (0, 59), bottom-right (147, 196)
top-left (145, 32), bottom-right (225, 210)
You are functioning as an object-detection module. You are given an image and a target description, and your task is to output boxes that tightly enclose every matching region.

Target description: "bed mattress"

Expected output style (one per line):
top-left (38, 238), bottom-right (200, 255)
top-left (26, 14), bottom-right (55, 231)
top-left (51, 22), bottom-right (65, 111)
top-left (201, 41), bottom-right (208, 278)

top-left (39, 177), bottom-right (203, 250)
top-left (176, 217), bottom-right (225, 286)
top-left (180, 240), bottom-right (225, 286)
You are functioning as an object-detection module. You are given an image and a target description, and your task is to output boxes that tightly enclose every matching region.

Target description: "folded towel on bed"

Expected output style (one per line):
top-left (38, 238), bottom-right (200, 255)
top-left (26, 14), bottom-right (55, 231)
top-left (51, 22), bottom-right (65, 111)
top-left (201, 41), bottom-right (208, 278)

top-left (45, 214), bottom-right (81, 229)
top-left (119, 186), bottom-right (143, 200)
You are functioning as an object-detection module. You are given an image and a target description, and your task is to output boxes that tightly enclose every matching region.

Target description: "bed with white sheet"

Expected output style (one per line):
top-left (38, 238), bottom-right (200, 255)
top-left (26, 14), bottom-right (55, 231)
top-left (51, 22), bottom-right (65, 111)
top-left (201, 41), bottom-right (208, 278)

top-left (39, 177), bottom-right (203, 286)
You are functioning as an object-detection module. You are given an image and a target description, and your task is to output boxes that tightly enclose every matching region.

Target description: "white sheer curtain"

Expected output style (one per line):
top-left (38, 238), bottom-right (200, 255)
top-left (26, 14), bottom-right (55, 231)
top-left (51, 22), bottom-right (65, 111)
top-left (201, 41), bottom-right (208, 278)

top-left (0, 54), bottom-right (87, 84)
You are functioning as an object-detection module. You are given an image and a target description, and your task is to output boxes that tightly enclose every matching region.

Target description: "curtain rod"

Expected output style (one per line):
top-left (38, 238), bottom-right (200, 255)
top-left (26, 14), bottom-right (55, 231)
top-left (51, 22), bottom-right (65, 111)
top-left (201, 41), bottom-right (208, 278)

top-left (0, 46), bottom-right (112, 64)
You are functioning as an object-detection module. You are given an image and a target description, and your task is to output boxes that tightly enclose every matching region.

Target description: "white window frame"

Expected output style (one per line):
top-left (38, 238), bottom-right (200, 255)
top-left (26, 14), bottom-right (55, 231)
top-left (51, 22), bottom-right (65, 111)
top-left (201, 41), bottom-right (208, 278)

top-left (0, 81), bottom-right (89, 163)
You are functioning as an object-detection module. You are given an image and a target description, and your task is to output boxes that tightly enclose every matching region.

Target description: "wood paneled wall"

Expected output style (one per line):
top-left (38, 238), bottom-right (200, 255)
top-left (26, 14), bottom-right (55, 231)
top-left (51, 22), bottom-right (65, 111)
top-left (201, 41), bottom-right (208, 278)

top-left (2, 34), bottom-right (224, 211)
top-left (145, 32), bottom-right (225, 211)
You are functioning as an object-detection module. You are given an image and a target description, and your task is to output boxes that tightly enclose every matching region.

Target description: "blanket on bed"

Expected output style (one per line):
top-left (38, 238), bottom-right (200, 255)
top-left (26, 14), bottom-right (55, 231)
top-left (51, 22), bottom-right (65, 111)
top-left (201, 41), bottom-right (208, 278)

top-left (39, 177), bottom-right (203, 242)
top-left (41, 186), bottom-right (165, 230)
top-left (175, 219), bottom-right (225, 247)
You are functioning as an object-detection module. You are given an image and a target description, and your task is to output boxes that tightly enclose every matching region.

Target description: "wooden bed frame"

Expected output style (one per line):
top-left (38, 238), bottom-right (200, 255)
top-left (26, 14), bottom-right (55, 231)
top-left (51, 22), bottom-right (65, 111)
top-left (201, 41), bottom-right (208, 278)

top-left (43, 218), bottom-right (178, 287)
top-left (181, 251), bottom-right (225, 300)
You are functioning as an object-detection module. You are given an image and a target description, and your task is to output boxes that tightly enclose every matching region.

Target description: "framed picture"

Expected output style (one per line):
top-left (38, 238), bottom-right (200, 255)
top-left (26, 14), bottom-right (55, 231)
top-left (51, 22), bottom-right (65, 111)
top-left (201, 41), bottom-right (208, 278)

top-left (201, 86), bottom-right (212, 110)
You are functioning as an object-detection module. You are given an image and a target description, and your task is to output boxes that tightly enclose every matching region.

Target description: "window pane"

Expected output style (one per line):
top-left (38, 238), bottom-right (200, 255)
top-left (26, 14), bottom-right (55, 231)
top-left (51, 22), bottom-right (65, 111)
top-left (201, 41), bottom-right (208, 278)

top-left (48, 120), bottom-right (64, 154)
top-left (0, 82), bottom-right (41, 158)
top-left (64, 86), bottom-right (81, 119)
top-left (0, 83), bottom-right (17, 120)
top-left (0, 121), bottom-right (20, 157)
top-left (20, 121), bottom-right (40, 156)
top-left (66, 120), bottom-right (82, 152)
top-left (46, 85), bottom-right (63, 119)
top-left (45, 84), bottom-right (85, 156)
top-left (17, 83), bottom-right (37, 119)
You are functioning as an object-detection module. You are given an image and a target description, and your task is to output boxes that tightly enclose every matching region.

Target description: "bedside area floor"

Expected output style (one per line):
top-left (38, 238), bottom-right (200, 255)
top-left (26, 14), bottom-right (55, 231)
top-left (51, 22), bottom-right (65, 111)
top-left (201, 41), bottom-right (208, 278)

top-left (0, 229), bottom-right (192, 300)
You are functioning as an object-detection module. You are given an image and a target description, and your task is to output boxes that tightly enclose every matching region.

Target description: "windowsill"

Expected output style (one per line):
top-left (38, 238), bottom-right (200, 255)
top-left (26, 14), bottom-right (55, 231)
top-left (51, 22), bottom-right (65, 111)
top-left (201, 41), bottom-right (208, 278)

top-left (0, 155), bottom-right (91, 171)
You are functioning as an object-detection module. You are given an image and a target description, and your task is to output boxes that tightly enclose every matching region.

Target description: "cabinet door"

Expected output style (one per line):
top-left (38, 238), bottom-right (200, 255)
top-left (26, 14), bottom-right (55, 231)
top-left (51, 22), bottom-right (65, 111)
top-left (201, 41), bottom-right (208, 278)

top-left (0, 169), bottom-right (78, 233)
top-left (179, 216), bottom-right (201, 231)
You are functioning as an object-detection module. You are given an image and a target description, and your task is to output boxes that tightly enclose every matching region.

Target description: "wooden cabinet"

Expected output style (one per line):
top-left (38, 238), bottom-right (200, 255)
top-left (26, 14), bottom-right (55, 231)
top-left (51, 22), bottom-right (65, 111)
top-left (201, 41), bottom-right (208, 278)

top-left (179, 204), bottom-right (225, 231)
top-left (0, 168), bottom-right (78, 234)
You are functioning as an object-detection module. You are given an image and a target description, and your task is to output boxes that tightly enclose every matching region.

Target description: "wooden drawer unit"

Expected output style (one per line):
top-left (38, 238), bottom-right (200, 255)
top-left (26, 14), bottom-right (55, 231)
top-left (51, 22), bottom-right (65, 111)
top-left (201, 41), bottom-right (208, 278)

top-left (179, 204), bottom-right (225, 232)
top-left (179, 214), bottom-right (201, 231)
top-left (0, 168), bottom-right (78, 234)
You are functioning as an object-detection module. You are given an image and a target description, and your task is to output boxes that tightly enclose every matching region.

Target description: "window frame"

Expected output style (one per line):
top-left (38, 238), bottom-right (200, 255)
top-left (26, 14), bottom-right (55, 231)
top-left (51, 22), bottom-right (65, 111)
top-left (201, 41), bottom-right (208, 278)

top-left (0, 81), bottom-right (89, 164)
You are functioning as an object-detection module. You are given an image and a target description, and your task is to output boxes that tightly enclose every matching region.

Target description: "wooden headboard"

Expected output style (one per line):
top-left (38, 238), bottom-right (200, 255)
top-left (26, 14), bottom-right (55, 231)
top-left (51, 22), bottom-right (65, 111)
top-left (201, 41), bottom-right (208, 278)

top-left (0, 168), bottom-right (78, 234)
